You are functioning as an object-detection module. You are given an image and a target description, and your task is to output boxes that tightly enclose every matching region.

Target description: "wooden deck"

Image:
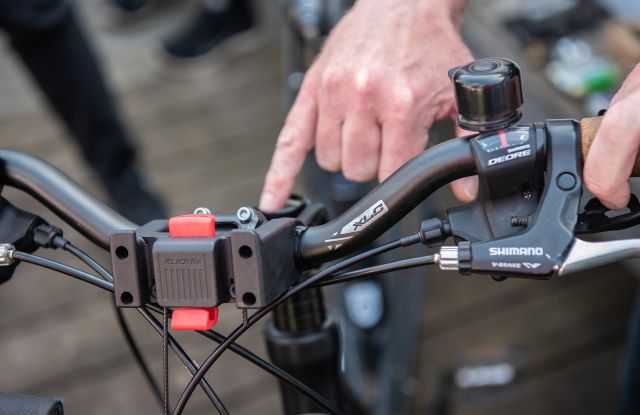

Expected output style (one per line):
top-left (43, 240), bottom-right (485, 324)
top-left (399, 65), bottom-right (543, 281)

top-left (0, 0), bottom-right (637, 414)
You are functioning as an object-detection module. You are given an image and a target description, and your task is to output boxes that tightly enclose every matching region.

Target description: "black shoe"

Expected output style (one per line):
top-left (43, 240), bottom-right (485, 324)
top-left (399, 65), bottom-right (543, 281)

top-left (162, 0), bottom-right (255, 59)
top-left (100, 0), bottom-right (174, 30)
top-left (102, 167), bottom-right (168, 225)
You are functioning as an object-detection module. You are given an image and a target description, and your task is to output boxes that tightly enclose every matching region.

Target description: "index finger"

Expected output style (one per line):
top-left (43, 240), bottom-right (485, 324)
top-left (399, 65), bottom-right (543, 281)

top-left (259, 74), bottom-right (319, 211)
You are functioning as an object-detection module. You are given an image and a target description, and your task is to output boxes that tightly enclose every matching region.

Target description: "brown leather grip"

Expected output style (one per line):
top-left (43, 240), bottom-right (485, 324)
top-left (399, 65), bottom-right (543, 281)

top-left (580, 116), bottom-right (640, 177)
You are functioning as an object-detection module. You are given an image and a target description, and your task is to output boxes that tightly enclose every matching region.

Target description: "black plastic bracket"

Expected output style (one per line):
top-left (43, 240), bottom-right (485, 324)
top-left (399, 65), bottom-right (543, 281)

top-left (575, 195), bottom-right (640, 234)
top-left (231, 218), bottom-right (300, 309)
top-left (111, 196), bottom-right (325, 310)
top-left (448, 124), bottom-right (545, 242)
top-left (466, 119), bottom-right (582, 278)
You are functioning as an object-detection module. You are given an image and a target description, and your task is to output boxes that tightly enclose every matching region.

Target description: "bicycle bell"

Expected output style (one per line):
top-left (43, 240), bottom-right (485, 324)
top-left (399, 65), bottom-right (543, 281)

top-left (449, 58), bottom-right (523, 132)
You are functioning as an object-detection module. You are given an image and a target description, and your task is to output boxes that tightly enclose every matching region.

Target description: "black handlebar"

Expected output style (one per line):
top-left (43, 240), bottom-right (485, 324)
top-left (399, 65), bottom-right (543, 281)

top-left (0, 149), bottom-right (135, 248)
top-left (298, 136), bottom-right (477, 265)
top-left (0, 137), bottom-right (476, 263)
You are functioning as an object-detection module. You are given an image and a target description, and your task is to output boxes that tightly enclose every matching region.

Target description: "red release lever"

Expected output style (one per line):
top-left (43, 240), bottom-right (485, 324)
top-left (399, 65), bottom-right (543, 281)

top-left (168, 214), bottom-right (216, 238)
top-left (170, 307), bottom-right (218, 331)
top-left (168, 213), bottom-right (218, 331)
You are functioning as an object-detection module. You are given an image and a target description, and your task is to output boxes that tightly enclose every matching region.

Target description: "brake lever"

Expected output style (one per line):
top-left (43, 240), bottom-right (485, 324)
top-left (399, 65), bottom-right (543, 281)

top-left (574, 195), bottom-right (640, 234)
top-left (559, 238), bottom-right (640, 275)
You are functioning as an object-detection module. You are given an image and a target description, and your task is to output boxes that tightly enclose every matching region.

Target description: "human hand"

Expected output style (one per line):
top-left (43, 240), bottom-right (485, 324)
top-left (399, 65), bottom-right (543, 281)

top-left (583, 63), bottom-right (640, 209)
top-left (259, 0), bottom-right (475, 210)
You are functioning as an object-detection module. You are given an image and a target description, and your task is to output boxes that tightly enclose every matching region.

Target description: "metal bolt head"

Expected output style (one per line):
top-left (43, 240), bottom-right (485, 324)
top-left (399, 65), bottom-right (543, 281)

top-left (522, 190), bottom-right (533, 199)
top-left (193, 207), bottom-right (212, 215)
top-left (0, 243), bottom-right (15, 266)
top-left (236, 207), bottom-right (255, 223)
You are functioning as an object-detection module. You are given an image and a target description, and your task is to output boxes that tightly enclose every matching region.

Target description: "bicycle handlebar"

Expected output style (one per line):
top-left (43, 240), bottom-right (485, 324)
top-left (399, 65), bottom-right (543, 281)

top-left (0, 149), bottom-right (135, 248)
top-left (0, 116), bottom-right (631, 265)
top-left (298, 136), bottom-right (476, 265)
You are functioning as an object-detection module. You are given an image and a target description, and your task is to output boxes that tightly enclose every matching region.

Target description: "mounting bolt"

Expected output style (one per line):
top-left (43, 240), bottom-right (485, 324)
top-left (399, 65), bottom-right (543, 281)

top-left (236, 207), bottom-right (256, 224)
top-left (193, 207), bottom-right (212, 215)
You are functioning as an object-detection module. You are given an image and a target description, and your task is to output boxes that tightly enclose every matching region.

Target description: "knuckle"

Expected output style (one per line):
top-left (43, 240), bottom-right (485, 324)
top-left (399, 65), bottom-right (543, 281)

top-left (320, 68), bottom-right (344, 92)
top-left (386, 86), bottom-right (416, 121)
top-left (351, 68), bottom-right (378, 100)
top-left (276, 125), bottom-right (309, 153)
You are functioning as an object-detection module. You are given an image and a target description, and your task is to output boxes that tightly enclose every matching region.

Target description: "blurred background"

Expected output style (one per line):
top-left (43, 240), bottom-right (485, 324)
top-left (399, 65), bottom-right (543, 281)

top-left (0, 0), bottom-right (639, 414)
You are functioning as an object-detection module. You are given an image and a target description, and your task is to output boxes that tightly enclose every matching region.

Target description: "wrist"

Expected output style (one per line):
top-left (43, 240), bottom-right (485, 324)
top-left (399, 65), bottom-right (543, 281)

top-left (356, 0), bottom-right (467, 16)
top-left (350, 0), bottom-right (468, 35)
top-left (424, 0), bottom-right (467, 24)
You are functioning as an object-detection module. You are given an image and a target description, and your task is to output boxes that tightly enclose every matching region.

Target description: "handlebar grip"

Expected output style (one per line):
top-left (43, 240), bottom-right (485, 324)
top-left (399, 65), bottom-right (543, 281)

top-left (580, 116), bottom-right (640, 177)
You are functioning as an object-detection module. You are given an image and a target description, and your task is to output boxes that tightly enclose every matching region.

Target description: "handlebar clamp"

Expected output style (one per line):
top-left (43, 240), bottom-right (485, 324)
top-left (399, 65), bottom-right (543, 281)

top-left (111, 197), bottom-right (327, 311)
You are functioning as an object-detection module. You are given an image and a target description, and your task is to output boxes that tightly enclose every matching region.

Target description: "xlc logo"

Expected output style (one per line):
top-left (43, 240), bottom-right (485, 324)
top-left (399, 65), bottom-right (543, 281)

top-left (345, 201), bottom-right (388, 233)
top-left (323, 200), bottom-right (389, 251)
top-left (488, 149), bottom-right (531, 166)
top-left (489, 247), bottom-right (544, 256)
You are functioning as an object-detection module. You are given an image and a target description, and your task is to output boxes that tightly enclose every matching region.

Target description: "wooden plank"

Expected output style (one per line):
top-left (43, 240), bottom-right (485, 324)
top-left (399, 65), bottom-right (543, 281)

top-left (414, 266), bottom-right (636, 411)
top-left (455, 347), bottom-right (623, 415)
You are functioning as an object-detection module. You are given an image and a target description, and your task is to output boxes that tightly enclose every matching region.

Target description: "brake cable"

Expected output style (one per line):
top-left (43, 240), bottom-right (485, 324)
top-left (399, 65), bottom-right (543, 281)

top-left (172, 237), bottom-right (412, 415)
top-left (162, 306), bottom-right (170, 415)
top-left (5, 236), bottom-right (345, 414)
top-left (313, 254), bottom-right (437, 288)
top-left (10, 251), bottom-right (113, 291)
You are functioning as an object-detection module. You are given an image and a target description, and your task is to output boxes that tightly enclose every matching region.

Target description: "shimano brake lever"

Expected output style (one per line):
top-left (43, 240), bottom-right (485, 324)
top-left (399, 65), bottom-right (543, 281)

top-left (559, 238), bottom-right (640, 275)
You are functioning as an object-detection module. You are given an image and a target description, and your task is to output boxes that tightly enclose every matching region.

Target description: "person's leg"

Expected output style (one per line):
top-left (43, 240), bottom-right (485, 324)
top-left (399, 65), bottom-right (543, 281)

top-left (162, 0), bottom-right (254, 59)
top-left (4, 3), bottom-right (136, 181)
top-left (619, 289), bottom-right (640, 415)
top-left (0, 0), bottom-right (166, 223)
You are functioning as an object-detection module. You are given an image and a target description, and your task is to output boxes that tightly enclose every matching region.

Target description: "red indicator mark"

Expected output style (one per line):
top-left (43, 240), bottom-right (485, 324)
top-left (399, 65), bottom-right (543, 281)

top-left (498, 130), bottom-right (508, 149)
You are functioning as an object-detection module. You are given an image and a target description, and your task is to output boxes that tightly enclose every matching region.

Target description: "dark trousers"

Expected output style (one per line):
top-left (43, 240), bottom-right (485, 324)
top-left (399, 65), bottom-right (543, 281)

top-left (0, 0), bottom-right (136, 181)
